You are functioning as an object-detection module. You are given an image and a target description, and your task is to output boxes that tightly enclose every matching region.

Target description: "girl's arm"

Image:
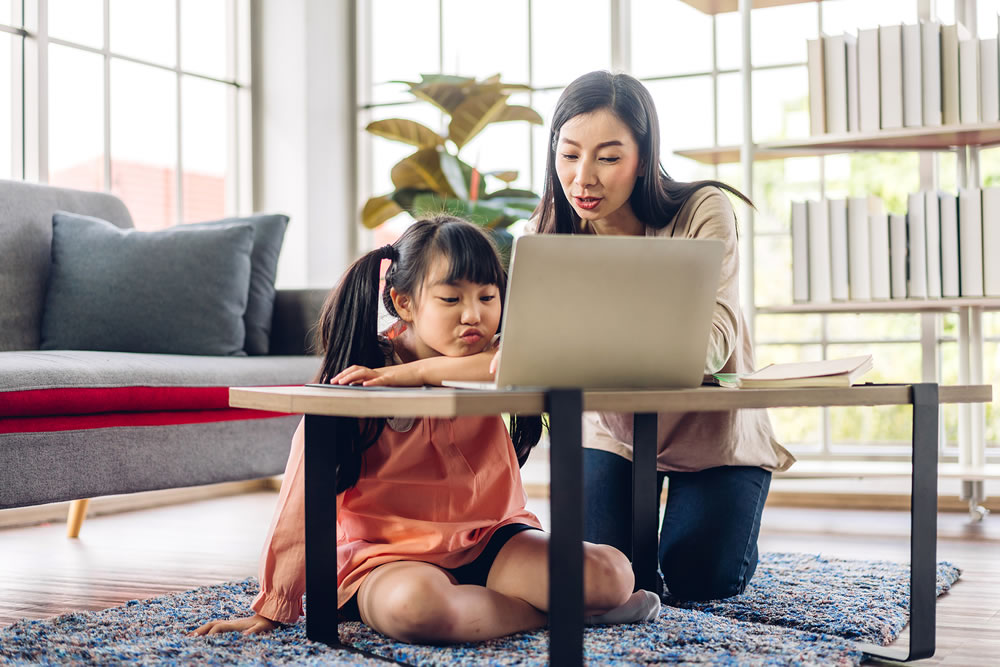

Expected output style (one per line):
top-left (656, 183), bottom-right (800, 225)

top-left (331, 349), bottom-right (496, 387)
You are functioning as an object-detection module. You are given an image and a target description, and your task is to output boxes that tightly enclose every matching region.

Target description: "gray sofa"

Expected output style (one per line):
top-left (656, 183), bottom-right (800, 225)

top-left (0, 180), bottom-right (325, 534)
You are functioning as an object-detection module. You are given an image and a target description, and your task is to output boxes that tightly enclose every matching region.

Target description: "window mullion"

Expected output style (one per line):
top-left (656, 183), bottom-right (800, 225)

top-left (23, 0), bottom-right (47, 183)
top-left (103, 0), bottom-right (110, 192)
top-left (174, 0), bottom-right (182, 225)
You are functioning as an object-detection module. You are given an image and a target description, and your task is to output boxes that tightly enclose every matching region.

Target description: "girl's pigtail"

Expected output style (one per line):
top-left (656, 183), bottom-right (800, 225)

top-left (314, 245), bottom-right (397, 493)
top-left (509, 415), bottom-right (546, 467)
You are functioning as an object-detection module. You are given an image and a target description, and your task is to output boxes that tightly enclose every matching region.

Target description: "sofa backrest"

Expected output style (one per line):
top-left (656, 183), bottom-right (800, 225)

top-left (0, 180), bottom-right (134, 351)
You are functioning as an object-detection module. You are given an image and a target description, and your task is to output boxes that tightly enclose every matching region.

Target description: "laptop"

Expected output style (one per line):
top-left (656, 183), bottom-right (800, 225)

top-left (441, 234), bottom-right (724, 390)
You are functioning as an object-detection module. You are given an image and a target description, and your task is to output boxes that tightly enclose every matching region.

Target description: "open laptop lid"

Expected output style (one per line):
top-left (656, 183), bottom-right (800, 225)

top-left (489, 234), bottom-right (724, 390)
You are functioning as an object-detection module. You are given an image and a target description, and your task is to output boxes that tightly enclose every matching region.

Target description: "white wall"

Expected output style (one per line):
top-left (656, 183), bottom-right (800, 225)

top-left (251, 0), bottom-right (357, 288)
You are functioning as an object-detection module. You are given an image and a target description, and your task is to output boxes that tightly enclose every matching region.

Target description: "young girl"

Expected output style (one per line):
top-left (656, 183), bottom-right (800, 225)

top-left (191, 215), bottom-right (659, 644)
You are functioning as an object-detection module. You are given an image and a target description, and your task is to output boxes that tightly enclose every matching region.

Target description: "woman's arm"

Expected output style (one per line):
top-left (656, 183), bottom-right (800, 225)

top-left (331, 350), bottom-right (496, 387)
top-left (685, 189), bottom-right (740, 374)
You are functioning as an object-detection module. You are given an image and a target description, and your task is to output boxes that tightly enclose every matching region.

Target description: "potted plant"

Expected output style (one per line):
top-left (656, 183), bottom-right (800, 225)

top-left (361, 74), bottom-right (544, 263)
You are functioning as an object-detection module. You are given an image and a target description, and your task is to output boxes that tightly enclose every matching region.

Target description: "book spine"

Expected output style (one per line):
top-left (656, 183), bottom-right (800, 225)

top-left (902, 23), bottom-right (923, 127)
top-left (824, 34), bottom-right (849, 134)
top-left (879, 24), bottom-right (904, 130)
top-left (807, 199), bottom-right (832, 303)
top-left (869, 200), bottom-right (892, 300)
top-left (980, 38), bottom-right (999, 123)
top-left (859, 28), bottom-right (881, 132)
top-left (829, 198), bottom-right (850, 300)
top-left (982, 187), bottom-right (1000, 296)
top-left (941, 24), bottom-right (962, 125)
top-left (939, 192), bottom-right (961, 298)
top-left (847, 196), bottom-right (872, 300)
top-left (889, 213), bottom-right (908, 298)
top-left (958, 188), bottom-right (984, 297)
top-left (960, 37), bottom-right (980, 125)
top-left (924, 190), bottom-right (942, 298)
top-left (922, 20), bottom-right (943, 127)
top-left (792, 201), bottom-right (810, 303)
top-left (808, 38), bottom-right (827, 135)
top-left (907, 192), bottom-right (928, 298)
top-left (846, 33), bottom-right (860, 132)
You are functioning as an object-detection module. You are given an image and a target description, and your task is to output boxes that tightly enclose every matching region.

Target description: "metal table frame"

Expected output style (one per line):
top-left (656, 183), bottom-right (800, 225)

top-left (227, 382), bottom-right (982, 664)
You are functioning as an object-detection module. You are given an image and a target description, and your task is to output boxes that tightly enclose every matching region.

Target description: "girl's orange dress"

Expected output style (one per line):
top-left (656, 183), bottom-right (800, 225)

top-left (251, 413), bottom-right (542, 623)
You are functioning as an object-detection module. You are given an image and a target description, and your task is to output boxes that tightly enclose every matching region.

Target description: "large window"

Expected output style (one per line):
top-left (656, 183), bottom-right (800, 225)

top-left (5, 0), bottom-right (250, 229)
top-left (359, 0), bottom-right (998, 462)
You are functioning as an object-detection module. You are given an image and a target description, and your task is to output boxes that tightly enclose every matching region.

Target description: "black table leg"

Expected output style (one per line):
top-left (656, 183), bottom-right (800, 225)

top-left (857, 383), bottom-right (939, 662)
top-left (547, 389), bottom-right (584, 667)
top-left (303, 414), bottom-right (341, 646)
top-left (632, 413), bottom-right (659, 593)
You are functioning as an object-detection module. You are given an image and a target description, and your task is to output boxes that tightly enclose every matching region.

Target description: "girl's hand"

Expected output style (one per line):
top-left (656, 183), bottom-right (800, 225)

top-left (332, 363), bottom-right (425, 387)
top-left (188, 613), bottom-right (278, 636)
top-left (489, 350), bottom-right (501, 375)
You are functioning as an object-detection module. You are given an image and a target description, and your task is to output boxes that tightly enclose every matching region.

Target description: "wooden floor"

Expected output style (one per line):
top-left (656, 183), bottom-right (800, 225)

top-left (1, 491), bottom-right (997, 665)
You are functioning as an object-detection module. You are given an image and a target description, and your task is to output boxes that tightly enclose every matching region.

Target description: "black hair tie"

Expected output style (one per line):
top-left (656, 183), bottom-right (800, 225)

top-left (380, 244), bottom-right (397, 261)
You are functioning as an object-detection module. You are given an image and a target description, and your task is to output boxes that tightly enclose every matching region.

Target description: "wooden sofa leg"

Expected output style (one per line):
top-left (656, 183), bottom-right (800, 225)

top-left (66, 499), bottom-right (90, 538)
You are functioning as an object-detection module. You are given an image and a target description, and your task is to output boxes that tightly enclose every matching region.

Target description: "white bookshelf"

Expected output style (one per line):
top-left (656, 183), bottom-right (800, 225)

top-left (757, 297), bottom-right (1000, 315)
top-left (676, 122), bottom-right (1000, 165)
top-left (676, 1), bottom-right (993, 520)
top-left (677, 0), bottom-right (817, 15)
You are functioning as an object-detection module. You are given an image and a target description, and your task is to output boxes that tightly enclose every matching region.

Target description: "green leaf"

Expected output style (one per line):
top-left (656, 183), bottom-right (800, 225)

top-left (482, 170), bottom-right (518, 183)
top-left (361, 195), bottom-right (404, 229)
top-left (366, 119), bottom-right (443, 148)
top-left (390, 188), bottom-right (424, 212)
top-left (492, 105), bottom-right (544, 125)
top-left (411, 194), bottom-right (515, 228)
top-left (458, 159), bottom-right (489, 201)
top-left (390, 148), bottom-right (455, 196)
top-left (438, 150), bottom-right (469, 200)
top-left (448, 90), bottom-right (509, 149)
top-left (416, 74), bottom-right (475, 86)
top-left (484, 187), bottom-right (538, 199)
top-left (479, 195), bottom-right (539, 213)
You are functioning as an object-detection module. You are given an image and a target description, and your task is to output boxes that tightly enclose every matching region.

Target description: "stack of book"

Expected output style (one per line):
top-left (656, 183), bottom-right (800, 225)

top-left (808, 19), bottom-right (996, 135)
top-left (790, 190), bottom-right (1000, 303)
top-left (712, 354), bottom-right (874, 389)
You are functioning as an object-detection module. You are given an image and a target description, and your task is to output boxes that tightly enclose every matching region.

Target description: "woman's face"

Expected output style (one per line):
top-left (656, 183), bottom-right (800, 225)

top-left (555, 108), bottom-right (642, 230)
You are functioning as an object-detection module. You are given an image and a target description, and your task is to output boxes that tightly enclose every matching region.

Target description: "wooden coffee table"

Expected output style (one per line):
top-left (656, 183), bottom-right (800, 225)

top-left (230, 383), bottom-right (991, 665)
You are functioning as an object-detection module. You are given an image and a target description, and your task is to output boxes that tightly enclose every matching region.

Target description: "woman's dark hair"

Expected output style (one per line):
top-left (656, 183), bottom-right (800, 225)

top-left (535, 70), bottom-right (753, 234)
top-left (314, 215), bottom-right (544, 492)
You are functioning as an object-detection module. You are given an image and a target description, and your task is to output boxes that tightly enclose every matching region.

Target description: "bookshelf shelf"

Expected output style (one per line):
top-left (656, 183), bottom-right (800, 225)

top-left (757, 297), bottom-right (1000, 315)
top-left (678, 0), bottom-right (818, 15)
top-left (675, 122), bottom-right (1000, 165)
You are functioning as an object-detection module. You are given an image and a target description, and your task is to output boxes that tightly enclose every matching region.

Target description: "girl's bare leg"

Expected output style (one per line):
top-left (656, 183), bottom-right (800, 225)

top-left (485, 531), bottom-right (634, 615)
top-left (356, 561), bottom-right (547, 644)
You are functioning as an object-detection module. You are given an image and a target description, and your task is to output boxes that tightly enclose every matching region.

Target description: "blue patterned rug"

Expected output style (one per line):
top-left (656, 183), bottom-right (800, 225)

top-left (0, 553), bottom-right (961, 666)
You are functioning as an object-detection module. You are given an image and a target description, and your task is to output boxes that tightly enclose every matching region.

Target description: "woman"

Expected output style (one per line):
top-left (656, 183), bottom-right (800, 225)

top-left (533, 70), bottom-right (794, 601)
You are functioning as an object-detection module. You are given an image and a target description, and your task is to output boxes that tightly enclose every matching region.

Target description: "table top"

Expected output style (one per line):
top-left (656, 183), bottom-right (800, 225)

top-left (229, 384), bottom-right (992, 418)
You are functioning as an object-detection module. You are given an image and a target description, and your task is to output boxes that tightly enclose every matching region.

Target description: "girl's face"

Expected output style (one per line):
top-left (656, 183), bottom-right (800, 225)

top-left (391, 255), bottom-right (502, 359)
top-left (555, 108), bottom-right (643, 232)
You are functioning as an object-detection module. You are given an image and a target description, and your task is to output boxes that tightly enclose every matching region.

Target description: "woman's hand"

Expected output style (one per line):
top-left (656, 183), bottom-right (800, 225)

top-left (331, 363), bottom-right (425, 387)
top-left (489, 350), bottom-right (501, 375)
top-left (188, 613), bottom-right (278, 636)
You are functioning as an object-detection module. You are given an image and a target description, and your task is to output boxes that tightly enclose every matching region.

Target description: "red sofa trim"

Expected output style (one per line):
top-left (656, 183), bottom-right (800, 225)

top-left (0, 408), bottom-right (293, 434)
top-left (0, 386), bottom-right (270, 417)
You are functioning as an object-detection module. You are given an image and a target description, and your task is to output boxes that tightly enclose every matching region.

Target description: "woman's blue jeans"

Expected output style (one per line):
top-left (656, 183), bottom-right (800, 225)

top-left (582, 447), bottom-right (771, 601)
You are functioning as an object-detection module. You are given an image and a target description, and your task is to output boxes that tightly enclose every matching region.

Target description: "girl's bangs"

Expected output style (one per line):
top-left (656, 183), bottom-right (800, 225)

top-left (435, 224), bottom-right (506, 288)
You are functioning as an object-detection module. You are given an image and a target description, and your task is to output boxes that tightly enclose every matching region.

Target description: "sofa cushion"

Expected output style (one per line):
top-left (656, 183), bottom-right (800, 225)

top-left (185, 214), bottom-right (289, 355)
top-left (0, 180), bottom-right (134, 352)
top-left (41, 212), bottom-right (254, 356)
top-left (0, 350), bottom-right (320, 417)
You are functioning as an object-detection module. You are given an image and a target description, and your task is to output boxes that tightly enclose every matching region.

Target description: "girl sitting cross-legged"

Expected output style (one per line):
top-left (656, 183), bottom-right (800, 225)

top-left (190, 215), bottom-right (660, 644)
